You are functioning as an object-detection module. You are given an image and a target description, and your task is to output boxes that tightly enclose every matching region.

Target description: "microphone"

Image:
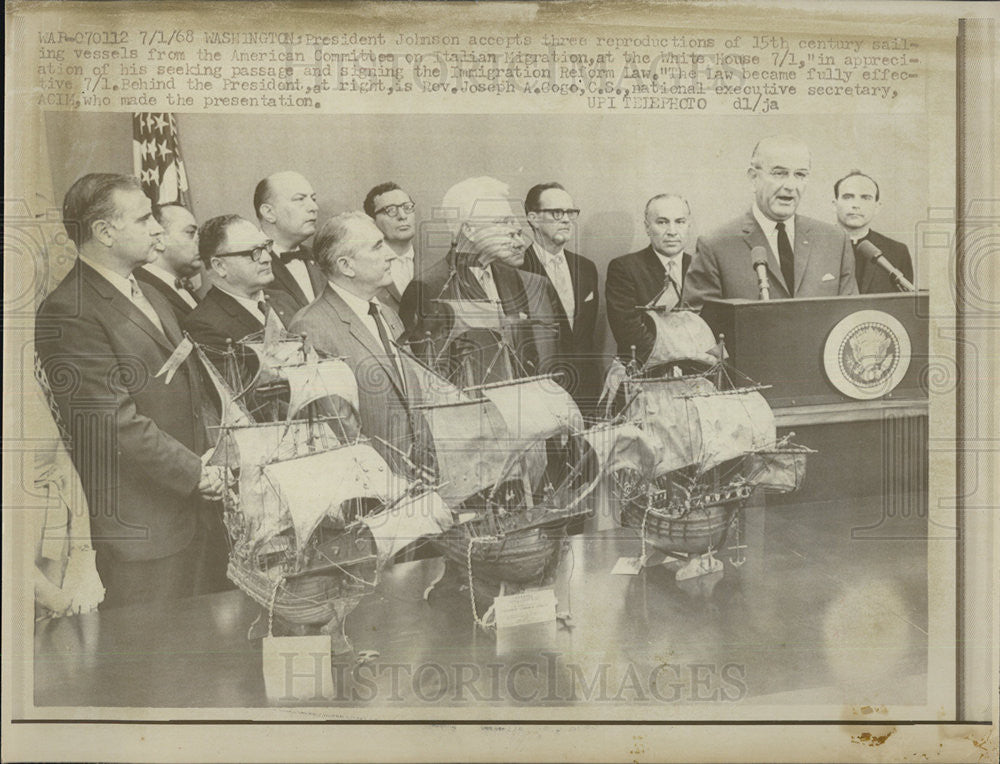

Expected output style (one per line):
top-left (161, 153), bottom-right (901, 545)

top-left (750, 245), bottom-right (770, 301)
top-left (856, 240), bottom-right (914, 292)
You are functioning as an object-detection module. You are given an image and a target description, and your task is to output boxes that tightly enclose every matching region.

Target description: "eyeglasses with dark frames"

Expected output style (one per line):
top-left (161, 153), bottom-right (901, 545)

top-left (535, 208), bottom-right (581, 221)
top-left (212, 240), bottom-right (275, 262)
top-left (374, 201), bottom-right (416, 218)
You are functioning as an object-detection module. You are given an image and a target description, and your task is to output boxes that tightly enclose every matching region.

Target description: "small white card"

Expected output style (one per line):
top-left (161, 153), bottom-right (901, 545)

top-left (493, 587), bottom-right (557, 629)
top-left (610, 556), bottom-right (643, 575)
top-left (262, 635), bottom-right (333, 704)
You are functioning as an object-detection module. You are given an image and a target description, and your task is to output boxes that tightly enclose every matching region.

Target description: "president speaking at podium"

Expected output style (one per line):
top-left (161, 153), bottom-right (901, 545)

top-left (685, 135), bottom-right (857, 309)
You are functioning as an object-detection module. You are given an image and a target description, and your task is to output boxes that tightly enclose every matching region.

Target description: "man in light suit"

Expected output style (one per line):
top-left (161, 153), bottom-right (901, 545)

top-left (365, 181), bottom-right (417, 314)
top-left (686, 135), bottom-right (857, 309)
top-left (833, 170), bottom-right (915, 294)
top-left (254, 171), bottom-right (327, 324)
top-left (289, 212), bottom-right (422, 473)
top-left (606, 193), bottom-right (693, 365)
top-left (398, 176), bottom-right (562, 386)
top-left (520, 182), bottom-right (600, 413)
top-left (35, 174), bottom-right (225, 609)
top-left (135, 203), bottom-right (202, 321)
top-left (183, 215), bottom-right (284, 350)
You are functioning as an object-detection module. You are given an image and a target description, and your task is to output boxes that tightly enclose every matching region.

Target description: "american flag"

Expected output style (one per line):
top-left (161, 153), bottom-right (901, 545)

top-left (132, 112), bottom-right (190, 205)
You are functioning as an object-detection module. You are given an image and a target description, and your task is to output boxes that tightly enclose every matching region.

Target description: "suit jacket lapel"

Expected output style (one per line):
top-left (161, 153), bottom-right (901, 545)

top-left (270, 259), bottom-right (308, 306)
top-left (82, 264), bottom-right (176, 353)
top-left (492, 264), bottom-right (529, 318)
top-left (217, 289), bottom-right (264, 335)
top-left (323, 286), bottom-right (406, 396)
top-left (792, 215), bottom-right (813, 295)
top-left (742, 212), bottom-right (788, 296)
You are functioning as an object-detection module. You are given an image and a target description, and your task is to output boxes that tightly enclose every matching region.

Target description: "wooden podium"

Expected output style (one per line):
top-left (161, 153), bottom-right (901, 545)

top-left (700, 293), bottom-right (929, 523)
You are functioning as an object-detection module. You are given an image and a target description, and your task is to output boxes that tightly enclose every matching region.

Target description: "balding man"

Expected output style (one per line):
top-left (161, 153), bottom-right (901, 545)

top-left (606, 193), bottom-right (694, 365)
top-left (288, 212), bottom-right (419, 472)
top-left (686, 135), bottom-right (856, 308)
top-left (398, 176), bottom-right (562, 387)
top-left (253, 171), bottom-right (327, 323)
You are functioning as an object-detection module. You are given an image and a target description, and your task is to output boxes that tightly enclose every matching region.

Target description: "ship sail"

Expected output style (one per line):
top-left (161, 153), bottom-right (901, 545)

top-left (399, 350), bottom-right (474, 407)
top-left (263, 443), bottom-right (407, 555)
top-left (282, 357), bottom-right (359, 419)
top-left (196, 346), bottom-right (253, 428)
top-left (361, 489), bottom-right (454, 566)
top-left (582, 421), bottom-right (660, 479)
top-left (634, 377), bottom-right (775, 476)
top-left (478, 375), bottom-right (583, 447)
top-left (643, 309), bottom-right (718, 368)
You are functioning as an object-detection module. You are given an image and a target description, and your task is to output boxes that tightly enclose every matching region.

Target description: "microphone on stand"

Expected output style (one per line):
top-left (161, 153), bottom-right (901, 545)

top-left (750, 246), bottom-right (770, 301)
top-left (856, 240), bottom-right (914, 292)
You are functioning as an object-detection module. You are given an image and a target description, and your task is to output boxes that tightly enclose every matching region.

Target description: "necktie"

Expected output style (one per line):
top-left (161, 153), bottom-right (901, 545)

top-left (128, 275), bottom-right (165, 334)
top-left (547, 255), bottom-right (574, 327)
top-left (257, 299), bottom-right (269, 324)
top-left (368, 301), bottom-right (405, 393)
top-left (174, 277), bottom-right (193, 292)
top-left (775, 221), bottom-right (795, 297)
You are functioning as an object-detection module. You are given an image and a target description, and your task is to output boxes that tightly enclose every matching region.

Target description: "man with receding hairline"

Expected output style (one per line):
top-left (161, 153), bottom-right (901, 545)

top-left (254, 170), bottom-right (326, 321)
top-left (686, 135), bottom-right (857, 309)
top-left (606, 193), bottom-right (694, 365)
top-left (135, 203), bottom-right (202, 321)
top-left (35, 173), bottom-right (225, 608)
top-left (833, 170), bottom-right (914, 294)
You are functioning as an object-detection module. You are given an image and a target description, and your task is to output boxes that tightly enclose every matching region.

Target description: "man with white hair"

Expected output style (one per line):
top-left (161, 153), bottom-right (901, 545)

top-left (398, 176), bottom-right (562, 386)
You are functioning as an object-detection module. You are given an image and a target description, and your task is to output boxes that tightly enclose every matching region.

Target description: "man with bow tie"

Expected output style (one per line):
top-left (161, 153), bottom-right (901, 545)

top-left (398, 176), bottom-right (562, 387)
top-left (134, 203), bottom-right (202, 321)
top-left (253, 170), bottom-right (327, 324)
top-left (606, 193), bottom-right (694, 366)
top-left (520, 182), bottom-right (600, 413)
top-left (364, 181), bottom-right (418, 314)
top-left (35, 173), bottom-right (225, 609)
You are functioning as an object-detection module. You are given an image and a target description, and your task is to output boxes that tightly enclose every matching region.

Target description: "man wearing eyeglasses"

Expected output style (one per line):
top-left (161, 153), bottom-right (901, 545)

top-left (182, 215), bottom-right (285, 350)
top-left (364, 182), bottom-right (417, 313)
top-left (685, 135), bottom-right (856, 309)
top-left (254, 171), bottom-right (327, 320)
top-left (398, 176), bottom-right (562, 386)
top-left (35, 173), bottom-right (224, 609)
top-left (520, 182), bottom-right (600, 413)
top-left (606, 194), bottom-right (694, 366)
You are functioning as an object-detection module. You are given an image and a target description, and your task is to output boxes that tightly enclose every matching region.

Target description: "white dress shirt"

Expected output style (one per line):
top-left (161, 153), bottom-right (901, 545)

top-left (468, 265), bottom-right (501, 303)
top-left (534, 242), bottom-right (575, 328)
top-left (141, 263), bottom-right (198, 309)
top-left (280, 254), bottom-right (316, 303)
top-left (752, 203), bottom-right (796, 263)
top-left (390, 245), bottom-right (415, 296)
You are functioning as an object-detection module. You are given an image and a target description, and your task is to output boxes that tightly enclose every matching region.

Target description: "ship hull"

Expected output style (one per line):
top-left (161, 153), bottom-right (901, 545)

top-left (618, 485), bottom-right (751, 556)
top-left (431, 510), bottom-right (588, 586)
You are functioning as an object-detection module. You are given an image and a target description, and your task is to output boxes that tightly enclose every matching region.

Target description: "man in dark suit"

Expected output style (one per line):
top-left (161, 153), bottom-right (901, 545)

top-left (254, 171), bottom-right (327, 324)
top-left (520, 182), bottom-right (600, 412)
top-left (35, 174), bottom-right (225, 609)
top-left (606, 194), bottom-right (693, 364)
top-left (134, 203), bottom-right (202, 321)
top-left (686, 135), bottom-right (857, 309)
top-left (364, 181), bottom-right (417, 314)
top-left (182, 215), bottom-right (284, 349)
top-left (289, 212), bottom-right (421, 473)
top-left (398, 176), bottom-right (562, 386)
top-left (833, 170), bottom-right (915, 293)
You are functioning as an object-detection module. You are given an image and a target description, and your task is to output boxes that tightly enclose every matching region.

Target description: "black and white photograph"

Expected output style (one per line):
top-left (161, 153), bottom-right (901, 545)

top-left (3, 1), bottom-right (997, 762)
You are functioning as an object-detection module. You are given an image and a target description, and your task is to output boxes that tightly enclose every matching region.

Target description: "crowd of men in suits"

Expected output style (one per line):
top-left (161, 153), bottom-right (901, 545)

top-left (34, 134), bottom-right (915, 611)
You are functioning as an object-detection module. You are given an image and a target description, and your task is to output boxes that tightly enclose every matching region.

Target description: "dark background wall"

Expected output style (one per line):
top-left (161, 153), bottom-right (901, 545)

top-left (46, 111), bottom-right (927, 357)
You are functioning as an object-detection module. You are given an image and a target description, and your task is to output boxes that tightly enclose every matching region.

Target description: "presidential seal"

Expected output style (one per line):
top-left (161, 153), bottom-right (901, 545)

top-left (823, 310), bottom-right (911, 400)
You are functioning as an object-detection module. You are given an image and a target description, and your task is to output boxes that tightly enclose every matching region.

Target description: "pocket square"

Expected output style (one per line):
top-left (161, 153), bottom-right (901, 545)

top-left (584, 292), bottom-right (595, 302)
top-left (821, 273), bottom-right (836, 282)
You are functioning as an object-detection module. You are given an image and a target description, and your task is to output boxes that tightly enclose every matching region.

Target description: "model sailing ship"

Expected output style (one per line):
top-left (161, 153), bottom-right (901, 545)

top-left (599, 285), bottom-right (812, 581)
top-left (194, 322), bottom-right (452, 652)
top-left (404, 297), bottom-right (599, 620)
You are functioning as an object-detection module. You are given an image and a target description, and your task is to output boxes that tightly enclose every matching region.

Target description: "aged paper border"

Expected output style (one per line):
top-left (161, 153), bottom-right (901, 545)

top-left (3, 1), bottom-right (998, 761)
